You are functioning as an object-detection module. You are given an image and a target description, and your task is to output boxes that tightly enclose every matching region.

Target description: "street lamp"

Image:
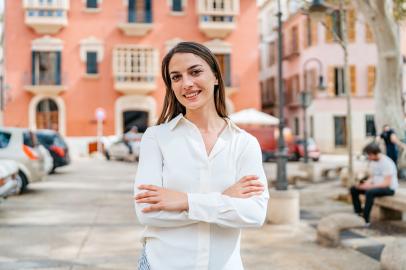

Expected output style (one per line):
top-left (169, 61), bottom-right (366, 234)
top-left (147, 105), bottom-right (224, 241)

top-left (300, 58), bottom-right (326, 163)
top-left (307, 0), bottom-right (354, 184)
top-left (275, 0), bottom-right (287, 191)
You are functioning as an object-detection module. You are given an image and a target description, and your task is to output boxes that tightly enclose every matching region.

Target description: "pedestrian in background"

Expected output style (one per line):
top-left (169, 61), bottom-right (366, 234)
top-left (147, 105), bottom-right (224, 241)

top-left (350, 143), bottom-right (398, 226)
top-left (378, 124), bottom-right (406, 166)
top-left (133, 42), bottom-right (269, 270)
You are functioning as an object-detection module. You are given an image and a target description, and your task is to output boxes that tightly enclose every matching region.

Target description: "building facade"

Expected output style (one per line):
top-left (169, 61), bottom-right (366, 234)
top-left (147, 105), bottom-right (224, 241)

top-left (259, 0), bottom-right (378, 154)
top-left (4, 0), bottom-right (261, 155)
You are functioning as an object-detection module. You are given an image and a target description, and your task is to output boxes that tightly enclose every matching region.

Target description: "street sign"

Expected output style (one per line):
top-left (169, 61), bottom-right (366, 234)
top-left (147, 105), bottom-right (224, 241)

top-left (95, 107), bottom-right (106, 121)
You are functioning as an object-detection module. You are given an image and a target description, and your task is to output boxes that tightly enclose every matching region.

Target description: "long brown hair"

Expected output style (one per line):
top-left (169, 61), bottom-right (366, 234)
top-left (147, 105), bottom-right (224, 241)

top-left (157, 41), bottom-right (228, 125)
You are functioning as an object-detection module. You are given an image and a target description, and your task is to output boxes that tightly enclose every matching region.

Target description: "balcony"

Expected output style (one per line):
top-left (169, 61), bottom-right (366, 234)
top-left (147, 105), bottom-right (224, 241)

top-left (113, 46), bottom-right (158, 95)
top-left (24, 72), bottom-right (67, 95)
top-left (117, 10), bottom-right (153, 37)
top-left (23, 0), bottom-right (69, 34)
top-left (197, 0), bottom-right (239, 38)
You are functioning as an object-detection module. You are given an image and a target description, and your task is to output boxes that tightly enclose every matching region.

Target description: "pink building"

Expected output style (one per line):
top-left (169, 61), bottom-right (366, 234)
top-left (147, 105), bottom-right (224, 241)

top-left (259, 0), bottom-right (377, 154)
top-left (4, 0), bottom-right (261, 155)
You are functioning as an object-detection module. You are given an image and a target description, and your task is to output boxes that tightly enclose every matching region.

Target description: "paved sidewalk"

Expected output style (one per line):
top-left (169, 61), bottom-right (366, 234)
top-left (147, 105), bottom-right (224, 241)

top-left (0, 158), bottom-right (403, 269)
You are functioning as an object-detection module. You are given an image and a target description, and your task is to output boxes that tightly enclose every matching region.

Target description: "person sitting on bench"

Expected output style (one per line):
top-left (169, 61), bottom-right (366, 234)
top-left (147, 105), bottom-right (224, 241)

top-left (350, 142), bottom-right (398, 226)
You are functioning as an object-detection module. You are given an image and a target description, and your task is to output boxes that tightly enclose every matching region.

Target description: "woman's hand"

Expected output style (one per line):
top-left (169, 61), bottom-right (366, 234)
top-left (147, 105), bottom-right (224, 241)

top-left (135, 185), bottom-right (189, 213)
top-left (222, 175), bottom-right (264, 198)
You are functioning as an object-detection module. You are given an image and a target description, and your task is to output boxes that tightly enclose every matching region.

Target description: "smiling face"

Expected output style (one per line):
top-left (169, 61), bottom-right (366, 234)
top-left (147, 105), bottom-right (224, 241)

top-left (168, 53), bottom-right (218, 112)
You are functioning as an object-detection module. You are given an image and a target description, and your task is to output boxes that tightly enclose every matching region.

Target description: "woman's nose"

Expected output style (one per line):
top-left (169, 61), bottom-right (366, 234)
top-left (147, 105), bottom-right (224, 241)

top-left (182, 75), bottom-right (193, 88)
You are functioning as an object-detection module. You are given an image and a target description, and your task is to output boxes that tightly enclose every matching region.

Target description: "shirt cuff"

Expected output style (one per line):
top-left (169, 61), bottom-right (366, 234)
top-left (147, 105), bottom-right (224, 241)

top-left (187, 192), bottom-right (226, 222)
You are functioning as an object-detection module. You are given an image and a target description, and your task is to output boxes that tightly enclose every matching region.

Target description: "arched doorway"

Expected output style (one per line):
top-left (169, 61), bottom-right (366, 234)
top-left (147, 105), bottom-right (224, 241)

top-left (36, 98), bottom-right (59, 131)
top-left (123, 110), bottom-right (149, 133)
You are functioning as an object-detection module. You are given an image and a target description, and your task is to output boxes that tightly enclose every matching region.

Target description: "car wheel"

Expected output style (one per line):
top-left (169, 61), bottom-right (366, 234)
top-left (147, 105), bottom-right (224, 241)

top-left (312, 157), bottom-right (319, 162)
top-left (16, 171), bottom-right (29, 194)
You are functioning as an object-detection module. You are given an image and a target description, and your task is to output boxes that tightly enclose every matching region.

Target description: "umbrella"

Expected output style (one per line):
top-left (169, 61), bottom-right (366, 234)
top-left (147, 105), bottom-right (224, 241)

top-left (229, 108), bottom-right (279, 125)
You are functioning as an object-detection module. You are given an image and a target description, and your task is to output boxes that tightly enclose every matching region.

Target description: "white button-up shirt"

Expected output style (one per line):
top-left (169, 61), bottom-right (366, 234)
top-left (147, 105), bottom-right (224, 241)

top-left (134, 114), bottom-right (269, 270)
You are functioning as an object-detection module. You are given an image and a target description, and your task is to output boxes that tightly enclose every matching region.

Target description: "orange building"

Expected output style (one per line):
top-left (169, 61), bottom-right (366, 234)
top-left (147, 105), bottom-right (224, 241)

top-left (4, 0), bottom-right (261, 144)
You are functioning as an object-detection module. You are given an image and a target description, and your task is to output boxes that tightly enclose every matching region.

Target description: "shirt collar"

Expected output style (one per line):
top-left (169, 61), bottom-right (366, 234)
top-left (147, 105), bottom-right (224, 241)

top-left (168, 113), bottom-right (242, 133)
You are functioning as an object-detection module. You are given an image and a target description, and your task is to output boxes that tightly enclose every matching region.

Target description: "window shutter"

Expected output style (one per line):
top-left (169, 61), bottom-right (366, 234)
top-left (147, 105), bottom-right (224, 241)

top-left (347, 9), bottom-right (356, 42)
top-left (32, 51), bottom-right (36, 85)
top-left (365, 23), bottom-right (374, 43)
top-left (325, 15), bottom-right (334, 43)
top-left (327, 66), bottom-right (335, 96)
top-left (350, 65), bottom-right (356, 96)
top-left (311, 19), bottom-right (318, 46)
top-left (145, 0), bottom-right (152, 23)
top-left (367, 65), bottom-right (376, 97)
top-left (303, 19), bottom-right (309, 49)
top-left (128, 0), bottom-right (135, 22)
top-left (224, 54), bottom-right (231, 87)
top-left (55, 51), bottom-right (61, 85)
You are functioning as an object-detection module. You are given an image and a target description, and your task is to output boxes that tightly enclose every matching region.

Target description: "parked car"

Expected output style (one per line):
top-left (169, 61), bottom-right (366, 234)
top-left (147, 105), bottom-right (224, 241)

top-left (36, 129), bottom-right (71, 173)
top-left (104, 136), bottom-right (142, 162)
top-left (0, 160), bottom-right (19, 198)
top-left (292, 138), bottom-right (321, 162)
top-left (0, 127), bottom-right (47, 193)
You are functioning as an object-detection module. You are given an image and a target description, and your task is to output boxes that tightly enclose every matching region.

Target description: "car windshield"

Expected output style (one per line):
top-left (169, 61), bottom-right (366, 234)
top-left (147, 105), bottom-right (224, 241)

top-left (297, 138), bottom-right (315, 145)
top-left (23, 131), bottom-right (38, 147)
top-left (37, 133), bottom-right (67, 148)
top-left (0, 131), bottom-right (11, 148)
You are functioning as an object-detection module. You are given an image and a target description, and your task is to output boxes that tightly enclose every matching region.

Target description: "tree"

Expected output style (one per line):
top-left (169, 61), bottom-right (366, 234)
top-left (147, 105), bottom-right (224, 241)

top-left (354, 0), bottom-right (405, 139)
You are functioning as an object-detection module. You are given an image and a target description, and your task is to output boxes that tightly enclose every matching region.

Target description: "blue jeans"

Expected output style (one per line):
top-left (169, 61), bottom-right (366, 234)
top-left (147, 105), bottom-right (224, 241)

top-left (350, 186), bottom-right (395, 223)
top-left (137, 247), bottom-right (151, 270)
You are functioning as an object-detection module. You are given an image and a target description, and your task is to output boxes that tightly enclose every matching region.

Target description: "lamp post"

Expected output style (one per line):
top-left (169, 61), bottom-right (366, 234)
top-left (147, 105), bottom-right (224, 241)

top-left (301, 58), bottom-right (325, 163)
top-left (307, 0), bottom-right (353, 184)
top-left (275, 0), bottom-right (287, 191)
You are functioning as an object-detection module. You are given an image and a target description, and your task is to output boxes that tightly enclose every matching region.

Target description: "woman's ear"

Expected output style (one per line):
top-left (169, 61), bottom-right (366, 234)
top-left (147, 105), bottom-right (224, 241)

top-left (215, 78), bottom-right (219, 85)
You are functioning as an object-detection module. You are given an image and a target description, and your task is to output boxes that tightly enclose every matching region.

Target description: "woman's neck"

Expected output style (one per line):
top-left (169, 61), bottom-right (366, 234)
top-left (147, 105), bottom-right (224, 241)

top-left (185, 107), bottom-right (224, 132)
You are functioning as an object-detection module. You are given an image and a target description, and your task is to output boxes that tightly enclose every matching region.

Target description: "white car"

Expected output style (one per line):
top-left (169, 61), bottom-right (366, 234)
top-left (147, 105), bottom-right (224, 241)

top-left (0, 160), bottom-right (19, 198)
top-left (0, 127), bottom-right (47, 193)
top-left (104, 137), bottom-right (141, 162)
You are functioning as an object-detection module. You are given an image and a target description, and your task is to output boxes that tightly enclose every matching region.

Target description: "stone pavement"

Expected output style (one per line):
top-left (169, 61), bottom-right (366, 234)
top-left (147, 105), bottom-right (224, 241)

top-left (0, 157), bottom-right (403, 270)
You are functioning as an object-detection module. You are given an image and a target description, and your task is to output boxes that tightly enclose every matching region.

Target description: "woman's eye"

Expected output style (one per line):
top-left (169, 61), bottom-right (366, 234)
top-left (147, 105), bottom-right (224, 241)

top-left (171, 75), bottom-right (181, 81)
top-left (191, 69), bottom-right (202, 76)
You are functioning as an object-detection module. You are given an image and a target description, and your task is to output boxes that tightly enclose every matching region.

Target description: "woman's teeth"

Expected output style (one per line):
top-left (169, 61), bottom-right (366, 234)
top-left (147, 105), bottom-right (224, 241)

top-left (185, 91), bottom-right (200, 98)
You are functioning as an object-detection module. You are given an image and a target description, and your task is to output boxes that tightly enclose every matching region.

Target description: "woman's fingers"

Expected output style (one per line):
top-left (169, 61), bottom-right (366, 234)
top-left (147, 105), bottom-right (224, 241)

top-left (138, 184), bottom-right (160, 191)
top-left (241, 180), bottom-right (263, 188)
top-left (242, 191), bottom-right (264, 198)
top-left (239, 175), bottom-right (259, 183)
top-left (136, 196), bottom-right (160, 204)
top-left (135, 191), bottom-right (158, 200)
top-left (242, 186), bottom-right (264, 194)
top-left (142, 203), bottom-right (163, 213)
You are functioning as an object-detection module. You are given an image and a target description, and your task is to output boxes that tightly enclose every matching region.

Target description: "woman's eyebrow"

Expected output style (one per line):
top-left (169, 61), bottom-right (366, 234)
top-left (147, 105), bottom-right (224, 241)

top-left (169, 64), bottom-right (203, 74)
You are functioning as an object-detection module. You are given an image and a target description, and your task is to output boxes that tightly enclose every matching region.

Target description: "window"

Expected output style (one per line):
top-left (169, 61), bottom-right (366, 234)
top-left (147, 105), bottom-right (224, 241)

top-left (0, 131), bottom-right (11, 149)
top-left (334, 116), bottom-right (347, 147)
top-left (32, 51), bottom-right (61, 85)
top-left (291, 26), bottom-right (299, 54)
top-left (172, 0), bottom-right (183, 12)
top-left (86, 0), bottom-right (98, 8)
top-left (128, 0), bottom-right (152, 23)
top-left (86, 51), bottom-right (98, 74)
top-left (334, 67), bottom-right (345, 96)
top-left (294, 117), bottom-right (300, 136)
top-left (365, 115), bottom-right (376, 137)
top-left (268, 42), bottom-right (275, 66)
top-left (310, 116), bottom-right (314, 138)
top-left (304, 17), bottom-right (312, 48)
top-left (215, 54), bottom-right (231, 87)
top-left (367, 66), bottom-right (376, 96)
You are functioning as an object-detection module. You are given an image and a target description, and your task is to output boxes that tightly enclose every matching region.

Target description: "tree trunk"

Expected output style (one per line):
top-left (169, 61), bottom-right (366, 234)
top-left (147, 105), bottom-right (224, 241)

top-left (354, 0), bottom-right (405, 139)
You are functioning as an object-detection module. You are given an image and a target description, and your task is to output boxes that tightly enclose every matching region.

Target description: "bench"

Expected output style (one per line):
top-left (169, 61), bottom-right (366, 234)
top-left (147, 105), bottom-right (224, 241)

top-left (373, 190), bottom-right (406, 221)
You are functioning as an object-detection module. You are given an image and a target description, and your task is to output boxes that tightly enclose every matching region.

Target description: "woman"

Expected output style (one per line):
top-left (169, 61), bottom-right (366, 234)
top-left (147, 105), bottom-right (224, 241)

top-left (134, 42), bottom-right (269, 270)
